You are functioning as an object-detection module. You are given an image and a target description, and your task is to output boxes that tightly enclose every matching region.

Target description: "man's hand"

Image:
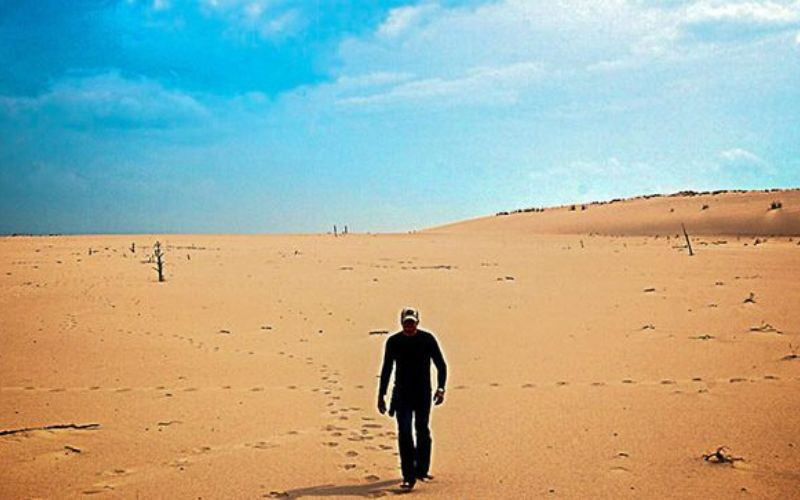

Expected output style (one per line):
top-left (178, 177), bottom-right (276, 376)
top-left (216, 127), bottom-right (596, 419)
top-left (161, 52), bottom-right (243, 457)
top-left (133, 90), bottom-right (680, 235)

top-left (433, 388), bottom-right (445, 406)
top-left (378, 396), bottom-right (386, 414)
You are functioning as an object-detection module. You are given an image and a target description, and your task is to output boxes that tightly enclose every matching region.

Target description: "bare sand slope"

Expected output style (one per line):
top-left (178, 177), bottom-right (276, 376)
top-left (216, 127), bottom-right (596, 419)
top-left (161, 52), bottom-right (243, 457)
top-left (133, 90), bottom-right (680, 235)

top-left (429, 189), bottom-right (800, 236)
top-left (1, 227), bottom-right (799, 497)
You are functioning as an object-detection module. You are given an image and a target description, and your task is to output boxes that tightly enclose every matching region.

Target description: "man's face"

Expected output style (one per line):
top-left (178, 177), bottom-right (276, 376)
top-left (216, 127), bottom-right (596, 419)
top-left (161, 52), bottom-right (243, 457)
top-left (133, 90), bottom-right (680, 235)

top-left (402, 319), bottom-right (418, 334)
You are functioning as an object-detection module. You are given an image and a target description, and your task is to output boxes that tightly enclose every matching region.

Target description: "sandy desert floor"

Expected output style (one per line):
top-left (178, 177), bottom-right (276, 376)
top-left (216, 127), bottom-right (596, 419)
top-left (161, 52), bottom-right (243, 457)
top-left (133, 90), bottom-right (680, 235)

top-left (2, 192), bottom-right (799, 498)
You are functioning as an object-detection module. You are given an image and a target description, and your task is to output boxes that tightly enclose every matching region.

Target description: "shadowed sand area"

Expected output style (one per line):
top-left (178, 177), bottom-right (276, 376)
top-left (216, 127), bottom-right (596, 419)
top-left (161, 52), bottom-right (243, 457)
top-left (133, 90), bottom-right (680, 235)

top-left (1, 190), bottom-right (799, 498)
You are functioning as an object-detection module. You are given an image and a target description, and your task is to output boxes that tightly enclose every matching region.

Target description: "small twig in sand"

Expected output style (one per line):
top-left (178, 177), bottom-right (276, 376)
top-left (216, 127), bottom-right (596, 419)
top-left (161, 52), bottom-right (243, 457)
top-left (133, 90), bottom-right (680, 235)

top-left (743, 292), bottom-right (756, 304)
top-left (750, 322), bottom-right (782, 334)
top-left (783, 343), bottom-right (798, 361)
top-left (0, 423), bottom-right (100, 437)
top-left (702, 446), bottom-right (743, 464)
top-left (369, 330), bottom-right (389, 336)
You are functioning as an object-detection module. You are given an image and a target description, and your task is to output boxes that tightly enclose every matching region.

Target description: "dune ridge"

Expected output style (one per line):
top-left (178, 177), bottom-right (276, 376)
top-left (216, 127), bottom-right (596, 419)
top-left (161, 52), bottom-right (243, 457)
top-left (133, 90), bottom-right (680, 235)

top-left (428, 188), bottom-right (800, 236)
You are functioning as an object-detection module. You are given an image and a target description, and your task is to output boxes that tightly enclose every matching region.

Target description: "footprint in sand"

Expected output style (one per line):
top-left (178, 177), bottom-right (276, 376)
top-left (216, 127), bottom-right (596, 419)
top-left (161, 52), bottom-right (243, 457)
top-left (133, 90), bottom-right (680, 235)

top-left (621, 379), bottom-right (636, 384)
top-left (660, 379), bottom-right (676, 385)
top-left (250, 441), bottom-right (276, 450)
top-left (82, 484), bottom-right (115, 495)
top-left (101, 468), bottom-right (130, 478)
top-left (591, 382), bottom-right (606, 387)
top-left (522, 383), bottom-right (535, 388)
top-left (556, 381), bottom-right (569, 386)
top-left (323, 441), bottom-right (340, 447)
top-left (343, 463), bottom-right (357, 470)
top-left (609, 465), bottom-right (631, 474)
top-left (170, 458), bottom-right (191, 470)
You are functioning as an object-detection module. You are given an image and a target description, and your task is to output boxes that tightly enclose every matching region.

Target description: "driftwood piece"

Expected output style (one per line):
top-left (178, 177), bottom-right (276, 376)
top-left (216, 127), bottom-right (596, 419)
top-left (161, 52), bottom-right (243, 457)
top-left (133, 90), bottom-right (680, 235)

top-left (0, 423), bottom-right (100, 437)
top-left (702, 446), bottom-right (743, 464)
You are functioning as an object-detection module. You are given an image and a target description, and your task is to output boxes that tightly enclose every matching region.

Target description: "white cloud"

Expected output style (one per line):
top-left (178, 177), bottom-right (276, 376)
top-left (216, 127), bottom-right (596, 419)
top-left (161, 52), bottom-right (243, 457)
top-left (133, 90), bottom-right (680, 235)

top-left (685, 1), bottom-right (800, 25)
top-left (336, 1), bottom-right (679, 97)
top-left (335, 72), bottom-right (416, 89)
top-left (336, 61), bottom-right (544, 107)
top-left (1, 72), bottom-right (208, 129)
top-left (720, 147), bottom-right (766, 165)
top-left (678, 1), bottom-right (800, 42)
top-left (244, 1), bottom-right (266, 21)
top-left (198, 0), bottom-right (299, 38)
top-left (152, 0), bottom-right (171, 11)
top-left (377, 4), bottom-right (436, 38)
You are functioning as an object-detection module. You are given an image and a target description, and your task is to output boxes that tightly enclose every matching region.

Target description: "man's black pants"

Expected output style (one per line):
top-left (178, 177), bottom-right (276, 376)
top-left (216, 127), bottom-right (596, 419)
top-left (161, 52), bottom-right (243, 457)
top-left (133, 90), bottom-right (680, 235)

top-left (394, 391), bottom-right (432, 483)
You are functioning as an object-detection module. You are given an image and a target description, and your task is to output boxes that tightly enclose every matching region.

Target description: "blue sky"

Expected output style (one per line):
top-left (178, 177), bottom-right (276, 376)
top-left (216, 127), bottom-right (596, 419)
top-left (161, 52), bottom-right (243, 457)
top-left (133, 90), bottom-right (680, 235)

top-left (1, 0), bottom-right (799, 233)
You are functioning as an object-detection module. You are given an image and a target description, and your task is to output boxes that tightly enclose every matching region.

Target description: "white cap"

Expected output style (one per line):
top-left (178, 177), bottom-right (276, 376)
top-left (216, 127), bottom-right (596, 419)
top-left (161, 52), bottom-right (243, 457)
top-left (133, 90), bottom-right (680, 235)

top-left (400, 307), bottom-right (419, 324)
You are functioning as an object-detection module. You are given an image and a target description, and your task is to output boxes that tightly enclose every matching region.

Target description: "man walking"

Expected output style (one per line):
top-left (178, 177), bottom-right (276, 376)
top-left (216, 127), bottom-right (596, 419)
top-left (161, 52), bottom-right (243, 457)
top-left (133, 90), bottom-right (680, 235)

top-left (378, 307), bottom-right (447, 491)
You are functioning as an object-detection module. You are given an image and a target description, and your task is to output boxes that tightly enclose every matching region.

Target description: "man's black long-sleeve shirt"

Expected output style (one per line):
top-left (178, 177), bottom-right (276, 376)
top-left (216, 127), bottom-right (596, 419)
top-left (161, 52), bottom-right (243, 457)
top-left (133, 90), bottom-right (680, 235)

top-left (379, 329), bottom-right (447, 399)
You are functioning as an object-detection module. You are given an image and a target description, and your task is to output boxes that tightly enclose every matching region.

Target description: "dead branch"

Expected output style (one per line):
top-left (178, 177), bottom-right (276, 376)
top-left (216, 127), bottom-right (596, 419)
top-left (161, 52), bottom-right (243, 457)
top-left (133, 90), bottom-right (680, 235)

top-left (702, 446), bottom-right (743, 464)
top-left (0, 423), bottom-right (100, 437)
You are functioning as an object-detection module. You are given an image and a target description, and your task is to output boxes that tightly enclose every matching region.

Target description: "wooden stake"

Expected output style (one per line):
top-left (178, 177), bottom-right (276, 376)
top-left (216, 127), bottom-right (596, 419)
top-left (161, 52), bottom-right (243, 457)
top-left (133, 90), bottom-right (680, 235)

top-left (681, 223), bottom-right (694, 256)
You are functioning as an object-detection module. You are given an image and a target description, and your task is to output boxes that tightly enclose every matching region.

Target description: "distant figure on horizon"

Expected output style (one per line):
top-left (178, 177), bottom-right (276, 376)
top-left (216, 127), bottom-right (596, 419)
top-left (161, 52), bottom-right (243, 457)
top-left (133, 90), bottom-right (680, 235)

top-left (378, 307), bottom-right (447, 491)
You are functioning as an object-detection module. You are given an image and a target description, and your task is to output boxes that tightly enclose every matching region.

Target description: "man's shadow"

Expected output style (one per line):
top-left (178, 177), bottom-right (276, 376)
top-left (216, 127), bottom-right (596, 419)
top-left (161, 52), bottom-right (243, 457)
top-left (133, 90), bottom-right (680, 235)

top-left (275, 479), bottom-right (409, 498)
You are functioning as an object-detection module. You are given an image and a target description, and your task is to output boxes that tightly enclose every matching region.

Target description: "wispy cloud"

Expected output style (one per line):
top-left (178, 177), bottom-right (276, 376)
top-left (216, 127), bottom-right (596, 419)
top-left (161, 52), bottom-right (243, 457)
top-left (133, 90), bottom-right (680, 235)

top-left (337, 61), bottom-right (544, 107)
top-left (377, 4), bottom-right (437, 38)
top-left (680, 0), bottom-right (800, 41)
top-left (720, 147), bottom-right (767, 166)
top-left (1, 71), bottom-right (208, 130)
top-left (685, 1), bottom-right (800, 25)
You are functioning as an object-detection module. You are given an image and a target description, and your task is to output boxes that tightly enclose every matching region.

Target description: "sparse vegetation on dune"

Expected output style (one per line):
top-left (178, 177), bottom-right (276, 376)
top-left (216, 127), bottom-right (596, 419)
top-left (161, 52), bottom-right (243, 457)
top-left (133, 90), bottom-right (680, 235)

top-left (492, 188), bottom-right (794, 219)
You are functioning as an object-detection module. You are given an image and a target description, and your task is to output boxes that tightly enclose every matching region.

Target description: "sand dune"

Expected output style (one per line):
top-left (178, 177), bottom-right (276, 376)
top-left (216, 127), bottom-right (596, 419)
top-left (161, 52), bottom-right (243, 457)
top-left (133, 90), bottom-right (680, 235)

top-left (430, 189), bottom-right (800, 236)
top-left (1, 190), bottom-right (799, 498)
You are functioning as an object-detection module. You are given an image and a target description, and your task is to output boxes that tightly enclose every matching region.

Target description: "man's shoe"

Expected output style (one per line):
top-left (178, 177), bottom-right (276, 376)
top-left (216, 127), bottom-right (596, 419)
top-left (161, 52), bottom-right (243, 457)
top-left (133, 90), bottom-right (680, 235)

top-left (416, 474), bottom-right (434, 482)
top-left (399, 480), bottom-right (415, 490)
